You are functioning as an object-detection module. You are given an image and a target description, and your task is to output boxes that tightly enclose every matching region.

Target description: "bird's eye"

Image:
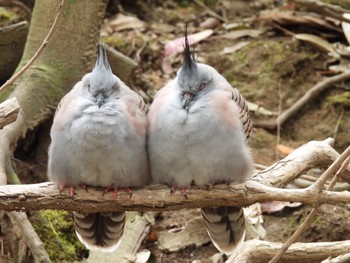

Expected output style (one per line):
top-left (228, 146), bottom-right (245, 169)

top-left (199, 82), bottom-right (206, 91)
top-left (87, 83), bottom-right (91, 92)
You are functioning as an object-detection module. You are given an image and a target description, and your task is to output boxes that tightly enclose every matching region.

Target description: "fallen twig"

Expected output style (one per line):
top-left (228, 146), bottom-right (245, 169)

top-left (227, 239), bottom-right (350, 263)
top-left (254, 70), bottom-right (350, 130)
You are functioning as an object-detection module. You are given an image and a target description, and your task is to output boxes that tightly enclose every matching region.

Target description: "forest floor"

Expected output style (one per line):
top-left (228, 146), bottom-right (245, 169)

top-left (1, 0), bottom-right (350, 262)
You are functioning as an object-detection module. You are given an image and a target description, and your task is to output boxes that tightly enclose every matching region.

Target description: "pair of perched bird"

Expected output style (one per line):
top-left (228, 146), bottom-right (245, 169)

top-left (48, 33), bottom-right (253, 255)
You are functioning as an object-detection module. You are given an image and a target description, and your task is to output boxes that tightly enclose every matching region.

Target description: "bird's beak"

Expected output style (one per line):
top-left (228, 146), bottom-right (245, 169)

top-left (182, 91), bottom-right (194, 109)
top-left (96, 92), bottom-right (105, 108)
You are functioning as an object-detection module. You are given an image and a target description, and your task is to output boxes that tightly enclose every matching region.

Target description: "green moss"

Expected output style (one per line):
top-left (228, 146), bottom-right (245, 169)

top-left (102, 35), bottom-right (133, 55)
top-left (32, 210), bottom-right (88, 261)
top-left (0, 7), bottom-right (18, 23)
top-left (326, 92), bottom-right (350, 107)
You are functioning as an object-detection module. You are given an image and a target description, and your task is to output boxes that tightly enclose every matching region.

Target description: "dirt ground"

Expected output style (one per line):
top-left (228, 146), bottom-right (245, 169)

top-left (1, 0), bottom-right (350, 262)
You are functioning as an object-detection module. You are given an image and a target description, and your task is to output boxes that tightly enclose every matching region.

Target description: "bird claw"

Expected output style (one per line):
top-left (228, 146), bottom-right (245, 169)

top-left (125, 187), bottom-right (132, 198)
top-left (181, 186), bottom-right (188, 200)
top-left (78, 183), bottom-right (88, 192)
top-left (170, 185), bottom-right (188, 199)
top-left (207, 183), bottom-right (214, 191)
top-left (112, 187), bottom-right (119, 199)
top-left (59, 184), bottom-right (75, 198)
top-left (69, 186), bottom-right (75, 197)
top-left (170, 185), bottom-right (177, 194)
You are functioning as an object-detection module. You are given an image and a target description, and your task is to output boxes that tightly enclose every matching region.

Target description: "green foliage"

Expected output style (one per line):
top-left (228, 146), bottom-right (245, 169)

top-left (326, 92), bottom-right (350, 107)
top-left (32, 210), bottom-right (88, 261)
top-left (0, 7), bottom-right (18, 24)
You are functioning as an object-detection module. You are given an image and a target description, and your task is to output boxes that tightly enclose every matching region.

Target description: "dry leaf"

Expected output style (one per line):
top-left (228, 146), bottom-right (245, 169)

top-left (164, 29), bottom-right (214, 58)
top-left (276, 144), bottom-right (294, 155)
top-left (220, 29), bottom-right (263, 40)
top-left (158, 216), bottom-right (210, 252)
top-left (342, 13), bottom-right (350, 46)
top-left (109, 13), bottom-right (144, 32)
top-left (200, 17), bottom-right (221, 29)
top-left (261, 201), bottom-right (302, 213)
top-left (135, 250), bottom-right (151, 263)
top-left (294, 33), bottom-right (334, 53)
top-left (260, 10), bottom-right (339, 32)
top-left (244, 203), bottom-right (266, 240)
top-left (220, 41), bottom-right (250, 55)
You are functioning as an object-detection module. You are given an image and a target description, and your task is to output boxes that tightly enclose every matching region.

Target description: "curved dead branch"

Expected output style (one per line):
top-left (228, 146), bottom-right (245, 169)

top-left (228, 239), bottom-right (350, 263)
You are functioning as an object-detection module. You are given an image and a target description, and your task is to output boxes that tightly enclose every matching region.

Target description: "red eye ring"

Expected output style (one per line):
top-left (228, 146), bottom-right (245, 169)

top-left (199, 82), bottom-right (206, 91)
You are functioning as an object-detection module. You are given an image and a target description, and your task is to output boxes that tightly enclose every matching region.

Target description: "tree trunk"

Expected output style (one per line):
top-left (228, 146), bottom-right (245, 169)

top-left (0, 0), bottom-right (108, 261)
top-left (0, 0), bottom-right (108, 183)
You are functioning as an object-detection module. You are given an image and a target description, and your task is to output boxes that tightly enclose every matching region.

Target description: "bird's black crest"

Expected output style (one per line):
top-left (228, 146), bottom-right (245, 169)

top-left (183, 27), bottom-right (196, 71)
top-left (95, 43), bottom-right (112, 72)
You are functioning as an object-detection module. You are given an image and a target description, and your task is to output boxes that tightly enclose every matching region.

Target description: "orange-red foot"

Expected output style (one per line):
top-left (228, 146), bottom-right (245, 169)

top-left (112, 187), bottom-right (119, 199)
top-left (59, 184), bottom-right (75, 197)
top-left (102, 186), bottom-right (119, 199)
top-left (125, 187), bottom-right (132, 198)
top-left (169, 185), bottom-right (188, 199)
top-left (59, 184), bottom-right (66, 194)
top-left (103, 186), bottom-right (111, 196)
top-left (69, 185), bottom-right (75, 197)
top-left (181, 186), bottom-right (188, 200)
top-left (78, 183), bottom-right (88, 192)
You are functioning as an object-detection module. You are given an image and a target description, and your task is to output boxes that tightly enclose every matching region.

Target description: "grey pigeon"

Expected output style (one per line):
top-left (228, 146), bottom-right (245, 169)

top-left (147, 32), bottom-right (253, 254)
top-left (48, 44), bottom-right (149, 251)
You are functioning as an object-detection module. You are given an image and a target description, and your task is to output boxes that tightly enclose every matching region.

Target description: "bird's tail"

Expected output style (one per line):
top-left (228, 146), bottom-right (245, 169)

top-left (74, 211), bottom-right (125, 252)
top-left (201, 206), bottom-right (245, 255)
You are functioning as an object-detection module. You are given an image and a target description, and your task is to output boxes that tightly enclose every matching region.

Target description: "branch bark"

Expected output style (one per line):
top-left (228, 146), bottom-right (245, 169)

top-left (1, 180), bottom-right (350, 213)
top-left (0, 138), bottom-right (347, 213)
top-left (8, 212), bottom-right (50, 263)
top-left (227, 239), bottom-right (350, 263)
top-left (0, 97), bottom-right (19, 129)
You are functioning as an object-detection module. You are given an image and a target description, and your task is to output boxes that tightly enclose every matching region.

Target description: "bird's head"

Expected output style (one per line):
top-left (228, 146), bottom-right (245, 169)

top-left (177, 30), bottom-right (213, 109)
top-left (82, 44), bottom-right (119, 107)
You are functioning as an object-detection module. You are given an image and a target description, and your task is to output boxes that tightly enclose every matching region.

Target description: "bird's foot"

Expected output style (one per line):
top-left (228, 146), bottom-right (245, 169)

top-left (125, 187), bottom-right (132, 198)
top-left (207, 183), bottom-right (214, 191)
top-left (180, 186), bottom-right (188, 200)
top-left (170, 185), bottom-right (177, 194)
top-left (59, 184), bottom-right (75, 198)
top-left (102, 185), bottom-right (120, 199)
top-left (170, 185), bottom-right (188, 199)
top-left (78, 183), bottom-right (88, 192)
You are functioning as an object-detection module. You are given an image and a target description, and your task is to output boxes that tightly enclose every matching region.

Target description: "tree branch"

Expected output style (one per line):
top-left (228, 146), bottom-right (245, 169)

top-left (0, 180), bottom-right (350, 213)
top-left (0, 97), bottom-right (19, 129)
top-left (227, 239), bottom-right (350, 263)
top-left (0, 138), bottom-right (347, 213)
